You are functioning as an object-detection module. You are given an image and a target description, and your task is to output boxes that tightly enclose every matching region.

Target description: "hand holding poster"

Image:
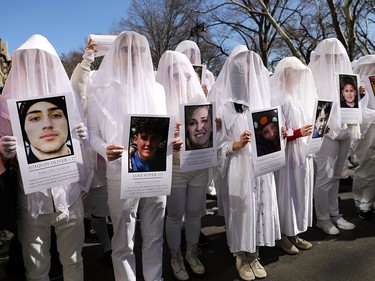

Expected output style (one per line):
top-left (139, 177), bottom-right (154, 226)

top-left (179, 103), bottom-right (217, 172)
top-left (7, 94), bottom-right (84, 194)
top-left (339, 73), bottom-right (362, 124)
top-left (121, 114), bottom-right (174, 198)
top-left (307, 99), bottom-right (333, 155)
top-left (250, 107), bottom-right (285, 176)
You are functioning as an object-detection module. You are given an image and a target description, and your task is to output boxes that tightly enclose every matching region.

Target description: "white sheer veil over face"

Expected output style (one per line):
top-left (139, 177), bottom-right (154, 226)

top-left (208, 45), bottom-right (248, 109)
top-left (270, 57), bottom-right (317, 124)
top-left (175, 40), bottom-right (202, 65)
top-left (156, 51), bottom-right (206, 117)
top-left (88, 31), bottom-right (166, 146)
top-left (0, 34), bottom-right (87, 218)
top-left (90, 31), bottom-right (161, 115)
top-left (0, 34), bottom-right (74, 121)
top-left (223, 50), bottom-right (270, 109)
top-left (308, 38), bottom-right (352, 137)
top-left (352, 55), bottom-right (375, 110)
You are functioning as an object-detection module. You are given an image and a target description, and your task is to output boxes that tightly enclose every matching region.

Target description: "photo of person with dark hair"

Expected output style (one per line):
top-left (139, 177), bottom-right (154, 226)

top-left (192, 65), bottom-right (203, 84)
top-left (369, 75), bottom-right (375, 95)
top-left (339, 74), bottom-right (359, 108)
top-left (184, 104), bottom-right (213, 150)
top-left (129, 116), bottom-right (169, 172)
top-left (17, 96), bottom-right (73, 164)
top-left (313, 101), bottom-right (332, 138)
top-left (253, 109), bottom-right (281, 157)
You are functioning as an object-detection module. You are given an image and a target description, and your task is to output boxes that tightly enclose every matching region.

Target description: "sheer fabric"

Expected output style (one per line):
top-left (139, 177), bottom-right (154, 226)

top-left (308, 38), bottom-right (353, 139)
top-left (0, 34), bottom-right (86, 218)
top-left (155, 50), bottom-right (206, 118)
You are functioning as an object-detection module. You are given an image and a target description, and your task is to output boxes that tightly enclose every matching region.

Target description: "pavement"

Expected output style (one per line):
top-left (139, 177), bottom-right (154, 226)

top-left (1, 174), bottom-right (375, 281)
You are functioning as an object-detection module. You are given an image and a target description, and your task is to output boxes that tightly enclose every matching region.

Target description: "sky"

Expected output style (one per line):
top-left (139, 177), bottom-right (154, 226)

top-left (1, 0), bottom-right (131, 56)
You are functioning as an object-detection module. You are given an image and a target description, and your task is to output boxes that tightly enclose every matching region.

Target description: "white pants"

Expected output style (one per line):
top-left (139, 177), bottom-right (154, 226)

top-left (314, 129), bottom-right (351, 221)
top-left (107, 179), bottom-right (166, 281)
top-left (353, 123), bottom-right (375, 211)
top-left (165, 169), bottom-right (208, 249)
top-left (18, 198), bottom-right (84, 281)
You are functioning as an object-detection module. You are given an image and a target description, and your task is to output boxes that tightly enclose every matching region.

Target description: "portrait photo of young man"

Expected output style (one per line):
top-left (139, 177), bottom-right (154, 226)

top-left (17, 96), bottom-right (74, 164)
top-left (128, 116), bottom-right (169, 173)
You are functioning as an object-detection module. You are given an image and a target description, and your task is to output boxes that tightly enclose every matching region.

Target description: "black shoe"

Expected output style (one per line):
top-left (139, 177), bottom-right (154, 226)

top-left (357, 208), bottom-right (372, 220)
top-left (198, 231), bottom-right (209, 247)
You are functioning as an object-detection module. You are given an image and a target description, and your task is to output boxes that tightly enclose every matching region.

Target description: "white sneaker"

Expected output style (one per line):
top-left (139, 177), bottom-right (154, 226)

top-left (331, 216), bottom-right (355, 230)
top-left (249, 257), bottom-right (267, 278)
top-left (170, 248), bottom-right (189, 281)
top-left (236, 254), bottom-right (255, 281)
top-left (186, 242), bottom-right (205, 275)
top-left (316, 220), bottom-right (340, 235)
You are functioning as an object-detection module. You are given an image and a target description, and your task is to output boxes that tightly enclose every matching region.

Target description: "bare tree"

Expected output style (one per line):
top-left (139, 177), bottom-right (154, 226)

top-left (115, 0), bottom-right (204, 67)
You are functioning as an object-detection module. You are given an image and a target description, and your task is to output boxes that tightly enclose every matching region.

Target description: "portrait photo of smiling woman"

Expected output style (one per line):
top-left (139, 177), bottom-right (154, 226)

top-left (17, 96), bottom-right (73, 164)
top-left (184, 104), bottom-right (213, 150)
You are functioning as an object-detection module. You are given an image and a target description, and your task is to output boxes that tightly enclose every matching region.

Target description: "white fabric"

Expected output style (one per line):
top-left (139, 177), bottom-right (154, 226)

top-left (208, 45), bottom-right (248, 114)
top-left (87, 31), bottom-right (167, 281)
top-left (351, 55), bottom-right (375, 211)
top-left (0, 34), bottom-right (90, 218)
top-left (308, 38), bottom-right (353, 139)
top-left (175, 40), bottom-right (202, 65)
top-left (270, 57), bottom-right (316, 235)
top-left (155, 50), bottom-right (206, 118)
top-left (352, 55), bottom-right (375, 134)
top-left (217, 50), bottom-right (280, 252)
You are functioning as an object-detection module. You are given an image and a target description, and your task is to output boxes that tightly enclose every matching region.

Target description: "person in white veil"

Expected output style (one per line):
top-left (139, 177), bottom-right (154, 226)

top-left (0, 34), bottom-right (90, 281)
top-left (308, 38), bottom-right (356, 235)
top-left (216, 50), bottom-right (280, 281)
top-left (71, 38), bottom-right (113, 263)
top-left (270, 57), bottom-right (317, 254)
top-left (208, 44), bottom-right (248, 216)
top-left (156, 50), bottom-right (207, 281)
top-left (87, 31), bottom-right (167, 281)
top-left (175, 40), bottom-right (216, 94)
top-left (351, 55), bottom-right (375, 220)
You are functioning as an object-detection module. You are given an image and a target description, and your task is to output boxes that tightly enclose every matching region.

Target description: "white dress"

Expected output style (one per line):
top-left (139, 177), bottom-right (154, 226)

top-left (274, 101), bottom-right (314, 236)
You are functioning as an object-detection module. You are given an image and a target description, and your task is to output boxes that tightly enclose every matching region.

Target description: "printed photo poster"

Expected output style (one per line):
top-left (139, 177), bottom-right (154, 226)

top-left (365, 74), bottom-right (375, 96)
top-left (7, 94), bottom-right (83, 194)
top-left (307, 99), bottom-right (333, 155)
top-left (250, 107), bottom-right (285, 177)
top-left (192, 64), bottom-right (207, 85)
top-left (338, 73), bottom-right (362, 124)
top-left (179, 103), bottom-right (217, 172)
top-left (121, 114), bottom-right (175, 198)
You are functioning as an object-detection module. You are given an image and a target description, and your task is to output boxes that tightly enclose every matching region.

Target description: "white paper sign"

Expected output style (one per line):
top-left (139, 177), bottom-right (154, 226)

top-left (307, 99), bottom-right (333, 155)
top-left (7, 94), bottom-right (83, 194)
top-left (121, 114), bottom-right (174, 198)
top-left (338, 73), bottom-right (362, 124)
top-left (179, 103), bottom-right (217, 172)
top-left (250, 107), bottom-right (285, 176)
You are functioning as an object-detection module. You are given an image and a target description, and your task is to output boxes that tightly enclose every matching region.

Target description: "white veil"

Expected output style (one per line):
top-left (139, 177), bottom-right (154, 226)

top-left (308, 38), bottom-right (353, 138)
top-left (155, 50), bottom-right (206, 117)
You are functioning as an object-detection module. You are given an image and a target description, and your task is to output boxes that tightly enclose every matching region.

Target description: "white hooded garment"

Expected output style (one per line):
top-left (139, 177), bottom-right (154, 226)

top-left (0, 34), bottom-right (89, 218)
top-left (352, 55), bottom-right (375, 135)
top-left (308, 38), bottom-right (353, 139)
top-left (175, 40), bottom-right (215, 90)
top-left (217, 50), bottom-right (280, 252)
top-left (270, 57), bottom-right (316, 235)
top-left (88, 31), bottom-right (167, 181)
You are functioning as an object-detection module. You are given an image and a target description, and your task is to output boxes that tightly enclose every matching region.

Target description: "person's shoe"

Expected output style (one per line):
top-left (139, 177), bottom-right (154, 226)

top-left (236, 253), bottom-right (255, 281)
top-left (316, 219), bottom-right (340, 235)
top-left (170, 248), bottom-right (189, 281)
top-left (186, 242), bottom-right (205, 275)
top-left (331, 216), bottom-right (355, 230)
top-left (249, 257), bottom-right (267, 278)
top-left (275, 235), bottom-right (299, 255)
top-left (288, 235), bottom-right (312, 250)
top-left (357, 208), bottom-right (372, 220)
